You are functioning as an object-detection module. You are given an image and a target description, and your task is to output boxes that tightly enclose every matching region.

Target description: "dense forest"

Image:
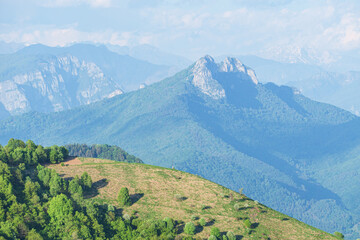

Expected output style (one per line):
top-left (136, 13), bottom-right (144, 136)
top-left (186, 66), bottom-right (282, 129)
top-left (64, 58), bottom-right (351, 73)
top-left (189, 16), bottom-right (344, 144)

top-left (65, 143), bottom-right (143, 164)
top-left (0, 139), bottom-right (189, 239)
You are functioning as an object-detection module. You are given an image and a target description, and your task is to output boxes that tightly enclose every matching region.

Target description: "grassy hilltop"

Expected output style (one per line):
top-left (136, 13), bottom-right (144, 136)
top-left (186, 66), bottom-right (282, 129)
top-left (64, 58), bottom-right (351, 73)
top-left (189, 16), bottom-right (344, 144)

top-left (50, 157), bottom-right (338, 240)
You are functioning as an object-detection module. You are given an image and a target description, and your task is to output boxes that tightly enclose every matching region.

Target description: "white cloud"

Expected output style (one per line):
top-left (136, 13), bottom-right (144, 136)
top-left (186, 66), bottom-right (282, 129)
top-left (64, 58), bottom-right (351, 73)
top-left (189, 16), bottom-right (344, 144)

top-left (0, 28), bottom-right (151, 47)
top-left (39, 0), bottom-right (112, 8)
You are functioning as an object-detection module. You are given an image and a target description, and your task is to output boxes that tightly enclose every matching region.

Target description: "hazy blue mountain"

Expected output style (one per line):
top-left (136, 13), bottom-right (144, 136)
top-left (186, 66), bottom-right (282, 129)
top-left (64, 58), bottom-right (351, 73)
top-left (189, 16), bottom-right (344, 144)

top-left (1, 56), bottom-right (360, 238)
top-left (0, 43), bottom-right (169, 119)
top-left (0, 41), bottom-right (24, 54)
top-left (220, 55), bottom-right (360, 116)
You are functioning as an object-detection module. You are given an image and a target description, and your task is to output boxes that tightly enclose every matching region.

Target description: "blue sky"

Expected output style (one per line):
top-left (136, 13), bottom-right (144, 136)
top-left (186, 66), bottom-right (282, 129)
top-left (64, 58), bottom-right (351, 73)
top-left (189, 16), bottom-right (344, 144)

top-left (1, 0), bottom-right (360, 61)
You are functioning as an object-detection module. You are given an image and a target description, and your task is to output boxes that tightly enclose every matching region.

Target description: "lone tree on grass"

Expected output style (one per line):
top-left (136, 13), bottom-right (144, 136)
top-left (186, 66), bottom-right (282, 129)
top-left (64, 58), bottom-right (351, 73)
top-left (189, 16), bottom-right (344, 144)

top-left (210, 227), bottom-right (221, 239)
top-left (81, 172), bottom-right (92, 190)
top-left (118, 187), bottom-right (131, 206)
top-left (184, 222), bottom-right (196, 235)
top-left (334, 231), bottom-right (344, 239)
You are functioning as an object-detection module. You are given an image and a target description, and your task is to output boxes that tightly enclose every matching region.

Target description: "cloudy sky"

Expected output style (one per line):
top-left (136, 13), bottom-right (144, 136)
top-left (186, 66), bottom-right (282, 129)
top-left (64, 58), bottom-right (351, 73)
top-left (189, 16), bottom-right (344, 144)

top-left (1, 0), bottom-right (360, 61)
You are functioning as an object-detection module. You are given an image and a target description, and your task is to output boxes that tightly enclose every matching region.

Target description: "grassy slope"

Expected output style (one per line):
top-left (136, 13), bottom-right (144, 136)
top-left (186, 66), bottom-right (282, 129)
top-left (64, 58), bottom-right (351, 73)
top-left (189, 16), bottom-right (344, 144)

top-left (49, 157), bottom-right (337, 240)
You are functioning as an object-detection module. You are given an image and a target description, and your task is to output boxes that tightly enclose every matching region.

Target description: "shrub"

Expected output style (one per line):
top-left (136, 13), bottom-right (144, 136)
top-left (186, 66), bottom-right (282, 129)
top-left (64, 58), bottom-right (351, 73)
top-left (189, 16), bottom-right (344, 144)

top-left (234, 203), bottom-right (240, 211)
top-left (118, 187), bottom-right (131, 206)
top-left (191, 215), bottom-right (197, 221)
top-left (199, 218), bottom-right (206, 227)
top-left (244, 219), bottom-right (252, 228)
top-left (208, 235), bottom-right (217, 240)
top-left (226, 231), bottom-right (236, 240)
top-left (123, 213), bottom-right (131, 221)
top-left (60, 162), bottom-right (65, 167)
top-left (222, 235), bottom-right (228, 240)
top-left (334, 231), bottom-right (344, 239)
top-left (163, 217), bottom-right (174, 231)
top-left (184, 222), bottom-right (196, 235)
top-left (210, 227), bottom-right (221, 239)
top-left (175, 194), bottom-right (184, 201)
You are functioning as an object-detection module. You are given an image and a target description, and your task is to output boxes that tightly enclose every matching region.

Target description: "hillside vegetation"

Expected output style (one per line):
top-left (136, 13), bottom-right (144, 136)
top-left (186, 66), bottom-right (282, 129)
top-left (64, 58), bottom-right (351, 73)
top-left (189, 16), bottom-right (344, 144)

top-left (0, 138), bottom-right (339, 239)
top-left (49, 157), bottom-right (338, 240)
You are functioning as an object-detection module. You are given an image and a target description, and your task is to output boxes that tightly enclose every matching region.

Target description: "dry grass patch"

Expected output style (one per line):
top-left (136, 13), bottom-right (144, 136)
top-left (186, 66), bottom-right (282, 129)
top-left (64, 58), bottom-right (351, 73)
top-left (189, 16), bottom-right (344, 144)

top-left (48, 158), bottom-right (337, 240)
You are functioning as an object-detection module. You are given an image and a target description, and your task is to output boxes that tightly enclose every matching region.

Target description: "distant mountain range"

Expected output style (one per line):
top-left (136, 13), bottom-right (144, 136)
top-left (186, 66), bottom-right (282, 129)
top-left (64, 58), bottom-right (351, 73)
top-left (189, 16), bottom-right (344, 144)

top-left (0, 43), bottom-right (171, 119)
top-left (221, 54), bottom-right (360, 116)
top-left (1, 56), bottom-right (360, 238)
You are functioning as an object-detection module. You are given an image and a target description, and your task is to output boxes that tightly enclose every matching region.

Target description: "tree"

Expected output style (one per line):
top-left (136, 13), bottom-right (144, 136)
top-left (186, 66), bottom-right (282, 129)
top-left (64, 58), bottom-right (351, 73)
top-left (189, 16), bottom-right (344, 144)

top-left (226, 231), bottom-right (236, 240)
top-left (210, 227), bottom-right (221, 239)
top-left (81, 172), bottom-right (92, 191)
top-left (68, 176), bottom-right (83, 199)
top-left (244, 219), bottom-right (252, 229)
top-left (26, 229), bottom-right (44, 240)
top-left (118, 187), bottom-right (131, 206)
top-left (184, 222), bottom-right (196, 235)
top-left (49, 173), bottom-right (63, 196)
top-left (208, 236), bottom-right (217, 240)
top-left (199, 218), bottom-right (206, 227)
top-left (334, 231), bottom-right (344, 239)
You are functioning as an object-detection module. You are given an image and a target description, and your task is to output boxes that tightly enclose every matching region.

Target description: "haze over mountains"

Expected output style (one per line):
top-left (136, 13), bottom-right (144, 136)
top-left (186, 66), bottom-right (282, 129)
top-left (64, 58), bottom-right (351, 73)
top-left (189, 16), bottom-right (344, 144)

top-left (2, 55), bottom-right (360, 238)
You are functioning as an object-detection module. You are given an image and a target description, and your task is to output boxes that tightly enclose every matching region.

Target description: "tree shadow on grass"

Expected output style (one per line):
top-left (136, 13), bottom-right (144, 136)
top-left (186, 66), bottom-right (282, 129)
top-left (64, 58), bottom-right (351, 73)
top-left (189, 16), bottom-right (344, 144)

top-left (130, 193), bottom-right (144, 204)
top-left (84, 178), bottom-right (108, 198)
top-left (205, 219), bottom-right (215, 227)
top-left (195, 225), bottom-right (203, 234)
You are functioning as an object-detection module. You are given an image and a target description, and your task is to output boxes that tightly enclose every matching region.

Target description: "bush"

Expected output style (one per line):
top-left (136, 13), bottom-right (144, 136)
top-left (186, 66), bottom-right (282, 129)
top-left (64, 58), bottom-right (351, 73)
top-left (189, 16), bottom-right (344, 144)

top-left (222, 235), bottom-right (228, 240)
top-left (226, 231), bottom-right (236, 240)
top-left (208, 235), bottom-right (217, 240)
top-left (118, 187), bottom-right (131, 206)
top-left (184, 222), bottom-right (196, 235)
top-left (244, 219), bottom-right (252, 228)
top-left (210, 227), bottom-right (221, 239)
top-left (199, 218), bottom-right (206, 227)
top-left (191, 215), bottom-right (197, 221)
top-left (175, 194), bottom-right (184, 201)
top-left (334, 231), bottom-right (344, 239)
top-left (163, 217), bottom-right (174, 231)
top-left (234, 203), bottom-right (240, 211)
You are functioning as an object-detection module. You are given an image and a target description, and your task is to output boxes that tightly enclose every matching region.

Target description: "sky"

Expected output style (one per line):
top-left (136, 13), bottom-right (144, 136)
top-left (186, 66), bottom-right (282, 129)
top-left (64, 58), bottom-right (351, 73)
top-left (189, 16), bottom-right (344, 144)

top-left (1, 0), bottom-right (360, 62)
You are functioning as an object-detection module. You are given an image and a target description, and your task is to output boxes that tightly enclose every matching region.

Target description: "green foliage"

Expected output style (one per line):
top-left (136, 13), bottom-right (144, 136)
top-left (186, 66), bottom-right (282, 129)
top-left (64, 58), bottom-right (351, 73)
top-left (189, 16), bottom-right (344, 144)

top-left (65, 143), bottom-right (143, 163)
top-left (81, 171), bottom-right (92, 190)
top-left (118, 187), bottom-right (131, 206)
top-left (244, 219), bottom-right (252, 229)
top-left (208, 235), bottom-right (217, 240)
top-left (334, 231), bottom-right (344, 239)
top-left (199, 218), bottom-right (206, 227)
top-left (234, 203), bottom-right (240, 211)
top-left (163, 217), bottom-right (175, 231)
top-left (68, 175), bottom-right (83, 200)
top-left (226, 231), bottom-right (236, 240)
top-left (210, 227), bottom-right (221, 239)
top-left (184, 222), bottom-right (196, 235)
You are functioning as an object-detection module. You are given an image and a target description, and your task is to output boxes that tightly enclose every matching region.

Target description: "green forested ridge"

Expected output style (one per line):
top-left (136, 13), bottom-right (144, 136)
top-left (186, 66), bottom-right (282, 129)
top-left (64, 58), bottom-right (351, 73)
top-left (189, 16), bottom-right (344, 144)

top-left (0, 139), bottom-right (338, 240)
top-left (0, 139), bottom-right (178, 239)
top-left (1, 57), bottom-right (360, 238)
top-left (65, 143), bottom-right (143, 163)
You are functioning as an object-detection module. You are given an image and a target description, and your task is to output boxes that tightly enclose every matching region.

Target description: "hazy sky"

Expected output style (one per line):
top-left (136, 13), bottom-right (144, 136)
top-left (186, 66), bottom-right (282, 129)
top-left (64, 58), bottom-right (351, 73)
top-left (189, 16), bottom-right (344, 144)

top-left (1, 0), bottom-right (360, 61)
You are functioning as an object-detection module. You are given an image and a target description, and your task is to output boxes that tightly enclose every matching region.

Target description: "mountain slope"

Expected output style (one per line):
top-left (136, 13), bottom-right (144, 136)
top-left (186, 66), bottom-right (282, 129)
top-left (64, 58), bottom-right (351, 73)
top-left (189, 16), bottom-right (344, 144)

top-left (0, 43), bottom-right (169, 119)
top-left (227, 54), bottom-right (360, 116)
top-left (1, 56), bottom-right (360, 238)
top-left (49, 156), bottom-right (337, 240)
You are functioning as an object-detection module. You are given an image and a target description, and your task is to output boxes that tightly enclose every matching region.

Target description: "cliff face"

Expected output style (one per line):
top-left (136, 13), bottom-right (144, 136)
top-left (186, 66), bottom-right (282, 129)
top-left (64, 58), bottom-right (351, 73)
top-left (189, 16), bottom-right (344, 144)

top-left (0, 43), bottom-right (170, 119)
top-left (0, 54), bottom-right (123, 116)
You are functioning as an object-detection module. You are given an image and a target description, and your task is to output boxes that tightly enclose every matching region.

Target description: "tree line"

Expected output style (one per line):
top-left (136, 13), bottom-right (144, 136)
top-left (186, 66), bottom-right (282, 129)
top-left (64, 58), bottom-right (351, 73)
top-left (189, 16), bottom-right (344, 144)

top-left (65, 143), bottom-right (143, 163)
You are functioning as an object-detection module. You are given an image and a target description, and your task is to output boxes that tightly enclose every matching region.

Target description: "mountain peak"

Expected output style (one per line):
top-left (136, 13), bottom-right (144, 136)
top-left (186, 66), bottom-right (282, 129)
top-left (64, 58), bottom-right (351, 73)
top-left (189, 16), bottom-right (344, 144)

top-left (191, 55), bottom-right (258, 99)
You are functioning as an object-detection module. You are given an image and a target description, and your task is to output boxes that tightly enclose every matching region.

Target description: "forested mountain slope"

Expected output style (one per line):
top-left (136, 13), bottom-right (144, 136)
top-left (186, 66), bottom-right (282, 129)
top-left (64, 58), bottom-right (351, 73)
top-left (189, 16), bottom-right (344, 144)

top-left (1, 56), bottom-right (360, 238)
